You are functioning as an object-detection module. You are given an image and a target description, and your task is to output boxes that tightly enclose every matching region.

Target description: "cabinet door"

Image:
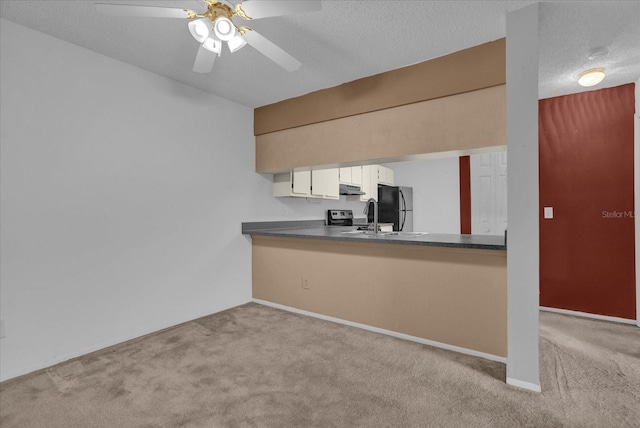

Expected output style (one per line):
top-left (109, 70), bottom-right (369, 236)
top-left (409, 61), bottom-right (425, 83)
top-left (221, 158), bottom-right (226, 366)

top-left (385, 167), bottom-right (394, 186)
top-left (311, 169), bottom-right (339, 199)
top-left (371, 165), bottom-right (380, 201)
top-left (377, 166), bottom-right (395, 186)
top-left (351, 166), bottom-right (363, 186)
top-left (360, 165), bottom-right (377, 202)
top-left (292, 170), bottom-right (311, 196)
top-left (376, 165), bottom-right (386, 185)
top-left (339, 167), bottom-right (352, 184)
top-left (273, 171), bottom-right (311, 197)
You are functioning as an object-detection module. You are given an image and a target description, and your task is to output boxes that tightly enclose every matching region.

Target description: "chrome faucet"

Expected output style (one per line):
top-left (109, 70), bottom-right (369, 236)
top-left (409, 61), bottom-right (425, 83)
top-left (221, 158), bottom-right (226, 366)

top-left (363, 198), bottom-right (378, 234)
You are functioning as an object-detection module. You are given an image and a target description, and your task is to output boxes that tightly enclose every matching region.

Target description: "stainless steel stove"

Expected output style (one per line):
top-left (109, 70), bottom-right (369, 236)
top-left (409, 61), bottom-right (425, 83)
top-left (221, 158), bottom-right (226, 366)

top-left (327, 209), bottom-right (354, 226)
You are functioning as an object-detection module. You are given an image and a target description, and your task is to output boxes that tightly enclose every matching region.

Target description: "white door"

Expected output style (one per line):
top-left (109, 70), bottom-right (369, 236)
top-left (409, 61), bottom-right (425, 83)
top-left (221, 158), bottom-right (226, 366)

top-left (471, 152), bottom-right (507, 235)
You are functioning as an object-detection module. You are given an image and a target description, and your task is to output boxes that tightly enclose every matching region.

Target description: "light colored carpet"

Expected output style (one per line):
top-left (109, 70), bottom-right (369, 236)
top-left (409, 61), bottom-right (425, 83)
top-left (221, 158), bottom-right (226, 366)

top-left (1, 303), bottom-right (639, 427)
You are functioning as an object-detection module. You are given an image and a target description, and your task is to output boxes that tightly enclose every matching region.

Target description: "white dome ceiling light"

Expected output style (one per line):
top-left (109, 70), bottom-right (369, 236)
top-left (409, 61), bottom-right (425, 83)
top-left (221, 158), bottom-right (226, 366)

top-left (578, 67), bottom-right (606, 87)
top-left (227, 33), bottom-right (248, 53)
top-left (214, 16), bottom-right (236, 41)
top-left (188, 18), bottom-right (212, 43)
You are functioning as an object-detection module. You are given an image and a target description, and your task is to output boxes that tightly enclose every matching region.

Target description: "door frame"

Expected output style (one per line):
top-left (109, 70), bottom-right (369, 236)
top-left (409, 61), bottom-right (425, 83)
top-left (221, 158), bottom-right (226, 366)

top-left (635, 79), bottom-right (639, 327)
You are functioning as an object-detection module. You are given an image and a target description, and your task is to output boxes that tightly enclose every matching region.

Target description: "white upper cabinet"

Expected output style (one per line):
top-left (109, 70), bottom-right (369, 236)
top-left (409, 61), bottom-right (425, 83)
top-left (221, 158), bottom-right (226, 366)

top-left (376, 165), bottom-right (395, 186)
top-left (356, 165), bottom-right (376, 202)
top-left (351, 166), bottom-right (363, 186)
top-left (345, 164), bottom-right (395, 202)
top-left (361, 165), bottom-right (374, 201)
top-left (311, 169), bottom-right (339, 200)
top-left (339, 166), bottom-right (363, 186)
top-left (339, 167), bottom-right (352, 184)
top-left (273, 170), bottom-right (312, 198)
top-left (273, 165), bottom-right (390, 201)
top-left (292, 171), bottom-right (312, 196)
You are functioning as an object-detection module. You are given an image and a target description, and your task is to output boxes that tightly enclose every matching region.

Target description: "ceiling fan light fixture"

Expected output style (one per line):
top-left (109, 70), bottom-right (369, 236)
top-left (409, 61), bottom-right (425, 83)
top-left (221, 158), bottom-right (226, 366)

top-left (214, 17), bottom-right (236, 41)
top-left (578, 67), bottom-right (605, 87)
top-left (188, 18), bottom-right (213, 43)
top-left (227, 33), bottom-right (247, 53)
top-left (202, 35), bottom-right (222, 55)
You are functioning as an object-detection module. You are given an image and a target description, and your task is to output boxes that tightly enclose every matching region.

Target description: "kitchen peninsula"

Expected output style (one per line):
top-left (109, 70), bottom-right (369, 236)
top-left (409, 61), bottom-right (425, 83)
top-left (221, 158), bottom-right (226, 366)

top-left (243, 221), bottom-right (507, 361)
top-left (249, 39), bottom-right (509, 362)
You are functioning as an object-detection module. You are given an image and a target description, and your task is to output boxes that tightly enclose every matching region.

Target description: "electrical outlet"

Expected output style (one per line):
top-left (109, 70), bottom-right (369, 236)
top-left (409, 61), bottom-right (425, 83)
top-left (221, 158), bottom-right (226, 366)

top-left (0, 319), bottom-right (6, 339)
top-left (301, 277), bottom-right (310, 290)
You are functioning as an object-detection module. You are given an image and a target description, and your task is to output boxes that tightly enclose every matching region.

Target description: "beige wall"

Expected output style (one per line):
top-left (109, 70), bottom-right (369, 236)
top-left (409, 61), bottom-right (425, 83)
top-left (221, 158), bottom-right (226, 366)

top-left (256, 85), bottom-right (506, 173)
top-left (254, 39), bottom-right (505, 136)
top-left (252, 236), bottom-right (507, 358)
top-left (254, 38), bottom-right (507, 173)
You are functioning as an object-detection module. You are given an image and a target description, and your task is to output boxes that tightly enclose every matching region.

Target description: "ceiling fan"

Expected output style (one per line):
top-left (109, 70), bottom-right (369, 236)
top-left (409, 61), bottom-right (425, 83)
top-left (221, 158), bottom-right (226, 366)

top-left (95, 0), bottom-right (321, 73)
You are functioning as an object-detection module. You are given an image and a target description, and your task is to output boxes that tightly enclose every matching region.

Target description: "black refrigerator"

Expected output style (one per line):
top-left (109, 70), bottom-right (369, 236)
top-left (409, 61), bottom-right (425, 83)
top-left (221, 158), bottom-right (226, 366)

top-left (370, 186), bottom-right (414, 232)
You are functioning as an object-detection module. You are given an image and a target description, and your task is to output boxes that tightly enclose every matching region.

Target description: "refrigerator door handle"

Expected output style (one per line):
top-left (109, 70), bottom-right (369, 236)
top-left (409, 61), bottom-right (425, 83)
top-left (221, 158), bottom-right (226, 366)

top-left (400, 189), bottom-right (406, 231)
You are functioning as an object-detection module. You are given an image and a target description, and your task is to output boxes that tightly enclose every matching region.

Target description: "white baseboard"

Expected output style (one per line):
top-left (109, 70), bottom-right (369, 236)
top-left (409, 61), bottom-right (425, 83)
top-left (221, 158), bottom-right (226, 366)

top-left (540, 306), bottom-right (637, 325)
top-left (252, 299), bottom-right (507, 364)
top-left (507, 377), bottom-right (541, 393)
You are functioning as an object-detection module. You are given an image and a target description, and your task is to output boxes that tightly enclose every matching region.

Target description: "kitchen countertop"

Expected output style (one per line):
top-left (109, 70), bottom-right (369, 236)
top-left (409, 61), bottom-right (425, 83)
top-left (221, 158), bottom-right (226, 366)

top-left (242, 221), bottom-right (506, 251)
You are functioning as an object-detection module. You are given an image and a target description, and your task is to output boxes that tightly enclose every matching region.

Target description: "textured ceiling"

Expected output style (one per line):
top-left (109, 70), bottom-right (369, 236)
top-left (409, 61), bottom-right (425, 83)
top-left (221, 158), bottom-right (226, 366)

top-left (1, 1), bottom-right (639, 107)
top-left (538, 1), bottom-right (640, 99)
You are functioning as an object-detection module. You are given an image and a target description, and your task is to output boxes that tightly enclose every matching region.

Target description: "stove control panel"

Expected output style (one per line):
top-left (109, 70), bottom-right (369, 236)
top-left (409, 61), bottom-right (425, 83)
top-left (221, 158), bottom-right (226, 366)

top-left (327, 209), bottom-right (354, 225)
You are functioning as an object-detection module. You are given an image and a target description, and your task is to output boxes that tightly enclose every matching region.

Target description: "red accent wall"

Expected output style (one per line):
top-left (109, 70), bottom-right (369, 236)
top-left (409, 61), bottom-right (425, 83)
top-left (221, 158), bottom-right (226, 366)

top-left (459, 156), bottom-right (471, 234)
top-left (539, 83), bottom-right (636, 320)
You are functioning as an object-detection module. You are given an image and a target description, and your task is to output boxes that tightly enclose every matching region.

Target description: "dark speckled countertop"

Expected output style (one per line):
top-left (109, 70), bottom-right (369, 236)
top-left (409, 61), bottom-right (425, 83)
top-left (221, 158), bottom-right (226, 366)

top-left (242, 220), bottom-right (506, 251)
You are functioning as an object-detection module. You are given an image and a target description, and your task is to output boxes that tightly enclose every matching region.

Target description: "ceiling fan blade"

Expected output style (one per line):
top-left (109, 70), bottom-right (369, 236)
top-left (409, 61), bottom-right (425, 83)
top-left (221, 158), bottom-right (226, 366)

top-left (243, 30), bottom-right (301, 72)
top-left (95, 3), bottom-right (192, 19)
top-left (193, 45), bottom-right (217, 73)
top-left (236, 0), bottom-right (321, 20)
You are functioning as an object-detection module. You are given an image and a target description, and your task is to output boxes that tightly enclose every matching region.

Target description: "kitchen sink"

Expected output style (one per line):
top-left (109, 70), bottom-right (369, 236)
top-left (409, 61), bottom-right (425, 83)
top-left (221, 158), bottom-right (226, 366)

top-left (340, 230), bottom-right (427, 238)
top-left (340, 230), bottom-right (378, 235)
top-left (380, 231), bottom-right (428, 238)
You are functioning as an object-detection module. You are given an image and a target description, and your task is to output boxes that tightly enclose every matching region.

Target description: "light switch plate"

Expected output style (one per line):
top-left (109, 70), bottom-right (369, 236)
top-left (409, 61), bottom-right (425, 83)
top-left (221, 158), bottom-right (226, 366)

top-left (544, 207), bottom-right (554, 219)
